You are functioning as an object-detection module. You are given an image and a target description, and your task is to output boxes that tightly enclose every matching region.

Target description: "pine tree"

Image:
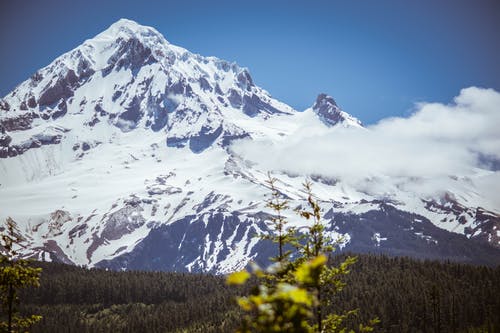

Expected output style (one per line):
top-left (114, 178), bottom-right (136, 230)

top-left (228, 178), bottom-right (378, 332)
top-left (261, 173), bottom-right (298, 264)
top-left (0, 217), bottom-right (42, 333)
top-left (295, 180), bottom-right (376, 332)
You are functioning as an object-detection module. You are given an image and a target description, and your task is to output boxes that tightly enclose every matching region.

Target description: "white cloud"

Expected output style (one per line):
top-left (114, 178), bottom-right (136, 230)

top-left (232, 87), bottom-right (500, 208)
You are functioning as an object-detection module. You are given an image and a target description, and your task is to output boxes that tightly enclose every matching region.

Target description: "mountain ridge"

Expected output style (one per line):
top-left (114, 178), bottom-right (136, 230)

top-left (0, 19), bottom-right (498, 273)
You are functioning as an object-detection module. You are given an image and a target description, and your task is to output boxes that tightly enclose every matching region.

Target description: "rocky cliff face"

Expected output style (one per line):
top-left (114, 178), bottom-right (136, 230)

top-left (312, 93), bottom-right (363, 127)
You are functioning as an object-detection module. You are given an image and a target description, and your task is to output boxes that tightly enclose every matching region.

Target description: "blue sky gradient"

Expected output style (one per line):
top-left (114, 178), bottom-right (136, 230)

top-left (1, 0), bottom-right (499, 124)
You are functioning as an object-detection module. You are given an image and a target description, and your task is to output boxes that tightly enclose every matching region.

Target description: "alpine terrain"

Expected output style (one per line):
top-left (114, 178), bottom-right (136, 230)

top-left (1, 19), bottom-right (499, 273)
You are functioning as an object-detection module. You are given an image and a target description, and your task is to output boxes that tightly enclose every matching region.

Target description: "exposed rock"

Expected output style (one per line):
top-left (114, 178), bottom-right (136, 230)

top-left (81, 142), bottom-right (91, 151)
top-left (32, 240), bottom-right (73, 264)
top-left (214, 83), bottom-right (223, 95)
top-left (95, 104), bottom-right (108, 117)
top-left (221, 131), bottom-right (250, 147)
top-left (117, 96), bottom-right (144, 131)
top-left (0, 134), bottom-right (12, 147)
top-left (68, 223), bottom-right (88, 240)
top-left (7, 147), bottom-right (18, 157)
top-left (0, 99), bottom-right (10, 111)
top-left (96, 212), bottom-right (275, 273)
top-left (243, 94), bottom-right (281, 117)
top-left (168, 79), bottom-right (193, 97)
top-left (424, 194), bottom-right (500, 248)
top-left (30, 71), bottom-right (43, 83)
top-left (101, 205), bottom-right (146, 241)
top-left (189, 124), bottom-right (223, 153)
top-left (236, 69), bottom-right (254, 91)
top-left (46, 210), bottom-right (72, 237)
top-left (166, 136), bottom-right (188, 148)
top-left (27, 96), bottom-right (37, 108)
top-left (227, 89), bottom-right (242, 109)
top-left (312, 93), bottom-right (362, 127)
top-left (38, 69), bottom-right (79, 107)
top-left (327, 204), bottom-right (500, 266)
top-left (199, 77), bottom-right (213, 92)
top-left (51, 100), bottom-right (67, 120)
top-left (0, 127), bottom-right (65, 159)
top-left (147, 95), bottom-right (168, 132)
top-left (112, 90), bottom-right (122, 102)
top-left (147, 186), bottom-right (182, 196)
top-left (0, 113), bottom-right (33, 131)
top-left (110, 37), bottom-right (156, 71)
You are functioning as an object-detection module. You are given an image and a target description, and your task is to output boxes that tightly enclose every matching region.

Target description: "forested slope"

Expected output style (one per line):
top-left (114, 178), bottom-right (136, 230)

top-left (21, 254), bottom-right (500, 332)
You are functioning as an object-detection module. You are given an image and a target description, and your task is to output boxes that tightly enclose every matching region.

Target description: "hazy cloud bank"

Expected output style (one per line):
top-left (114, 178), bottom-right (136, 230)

top-left (232, 87), bottom-right (500, 206)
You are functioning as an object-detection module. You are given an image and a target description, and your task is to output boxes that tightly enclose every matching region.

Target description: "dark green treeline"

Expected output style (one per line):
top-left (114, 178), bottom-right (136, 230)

top-left (20, 254), bottom-right (500, 332)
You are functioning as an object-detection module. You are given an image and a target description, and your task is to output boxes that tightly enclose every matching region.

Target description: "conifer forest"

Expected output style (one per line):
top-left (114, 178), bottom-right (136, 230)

top-left (15, 255), bottom-right (500, 333)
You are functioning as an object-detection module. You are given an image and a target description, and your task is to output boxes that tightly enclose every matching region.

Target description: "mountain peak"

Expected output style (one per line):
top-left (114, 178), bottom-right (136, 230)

top-left (92, 18), bottom-right (167, 45)
top-left (0, 17), bottom-right (296, 157)
top-left (314, 93), bottom-right (338, 109)
top-left (312, 93), bottom-right (362, 128)
top-left (111, 18), bottom-right (141, 29)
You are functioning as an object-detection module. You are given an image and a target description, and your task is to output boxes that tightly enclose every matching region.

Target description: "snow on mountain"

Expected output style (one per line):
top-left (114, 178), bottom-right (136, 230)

top-left (0, 19), bottom-right (499, 273)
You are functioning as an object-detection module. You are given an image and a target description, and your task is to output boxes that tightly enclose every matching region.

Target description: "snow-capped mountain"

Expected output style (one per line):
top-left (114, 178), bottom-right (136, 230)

top-left (1, 19), bottom-right (499, 273)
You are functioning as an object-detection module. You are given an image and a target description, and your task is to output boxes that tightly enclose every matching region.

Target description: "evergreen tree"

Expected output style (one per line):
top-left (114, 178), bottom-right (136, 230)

top-left (261, 173), bottom-right (298, 264)
top-left (0, 217), bottom-right (42, 333)
top-left (228, 178), bottom-right (378, 332)
top-left (294, 180), bottom-right (377, 332)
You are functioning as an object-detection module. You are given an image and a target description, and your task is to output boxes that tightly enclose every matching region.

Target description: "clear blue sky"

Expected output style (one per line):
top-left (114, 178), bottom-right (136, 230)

top-left (1, 0), bottom-right (499, 124)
